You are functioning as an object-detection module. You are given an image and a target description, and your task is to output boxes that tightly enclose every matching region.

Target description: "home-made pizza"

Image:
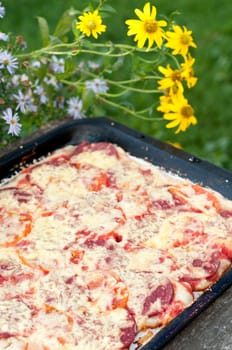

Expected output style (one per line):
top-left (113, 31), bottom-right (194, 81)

top-left (0, 141), bottom-right (232, 350)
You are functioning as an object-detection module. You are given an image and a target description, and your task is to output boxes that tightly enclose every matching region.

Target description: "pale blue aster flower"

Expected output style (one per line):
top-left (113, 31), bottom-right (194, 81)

top-left (2, 108), bottom-right (22, 136)
top-left (13, 90), bottom-right (34, 114)
top-left (44, 76), bottom-right (60, 89)
top-left (34, 85), bottom-right (48, 104)
top-left (0, 32), bottom-right (8, 41)
top-left (0, 50), bottom-right (18, 74)
top-left (0, 2), bottom-right (5, 19)
top-left (67, 97), bottom-right (85, 119)
top-left (50, 55), bottom-right (65, 74)
top-left (88, 61), bottom-right (100, 70)
top-left (11, 73), bottom-right (29, 86)
top-left (85, 78), bottom-right (109, 94)
top-left (31, 60), bottom-right (41, 68)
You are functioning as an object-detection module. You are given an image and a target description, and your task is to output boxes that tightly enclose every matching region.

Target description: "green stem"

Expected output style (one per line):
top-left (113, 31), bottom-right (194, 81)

top-left (105, 75), bottom-right (160, 85)
top-left (17, 40), bottom-right (156, 60)
top-left (99, 97), bottom-right (162, 121)
top-left (104, 79), bottom-right (160, 94)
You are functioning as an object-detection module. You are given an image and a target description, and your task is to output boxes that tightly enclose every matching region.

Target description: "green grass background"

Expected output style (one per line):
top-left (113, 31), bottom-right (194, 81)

top-left (2, 0), bottom-right (232, 170)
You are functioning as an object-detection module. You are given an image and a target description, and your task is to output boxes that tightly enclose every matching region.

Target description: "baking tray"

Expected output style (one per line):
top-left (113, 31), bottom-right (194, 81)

top-left (1, 116), bottom-right (232, 349)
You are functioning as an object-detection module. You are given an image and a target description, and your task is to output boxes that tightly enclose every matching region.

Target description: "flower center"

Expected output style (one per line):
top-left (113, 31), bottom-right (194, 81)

top-left (10, 118), bottom-right (17, 126)
top-left (171, 70), bottom-right (182, 81)
top-left (88, 21), bottom-right (96, 30)
top-left (181, 105), bottom-right (193, 118)
top-left (3, 59), bottom-right (9, 66)
top-left (144, 20), bottom-right (158, 33)
top-left (180, 34), bottom-right (190, 45)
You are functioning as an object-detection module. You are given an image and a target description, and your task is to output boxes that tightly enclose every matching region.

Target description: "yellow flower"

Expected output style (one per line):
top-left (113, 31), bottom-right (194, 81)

top-left (157, 86), bottom-right (183, 113)
top-left (180, 55), bottom-right (198, 88)
top-left (158, 56), bottom-right (197, 92)
top-left (165, 25), bottom-right (197, 57)
top-left (157, 94), bottom-right (174, 113)
top-left (159, 91), bottom-right (197, 133)
top-left (77, 10), bottom-right (106, 39)
top-left (125, 2), bottom-right (167, 50)
top-left (158, 64), bottom-right (183, 92)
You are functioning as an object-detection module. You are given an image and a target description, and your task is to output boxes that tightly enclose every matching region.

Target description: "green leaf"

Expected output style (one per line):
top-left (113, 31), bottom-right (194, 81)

top-left (72, 19), bottom-right (80, 39)
top-left (36, 16), bottom-right (50, 47)
top-left (101, 4), bottom-right (117, 15)
top-left (82, 88), bottom-right (96, 110)
top-left (53, 7), bottom-right (78, 40)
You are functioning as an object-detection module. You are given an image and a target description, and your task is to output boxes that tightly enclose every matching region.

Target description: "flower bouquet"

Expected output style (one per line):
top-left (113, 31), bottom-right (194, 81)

top-left (0, 1), bottom-right (197, 146)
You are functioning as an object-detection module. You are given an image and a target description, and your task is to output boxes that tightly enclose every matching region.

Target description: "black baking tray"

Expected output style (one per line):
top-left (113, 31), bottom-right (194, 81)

top-left (1, 116), bottom-right (232, 349)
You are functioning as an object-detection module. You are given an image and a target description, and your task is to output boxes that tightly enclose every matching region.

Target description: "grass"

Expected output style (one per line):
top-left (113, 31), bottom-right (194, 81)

top-left (2, 0), bottom-right (232, 170)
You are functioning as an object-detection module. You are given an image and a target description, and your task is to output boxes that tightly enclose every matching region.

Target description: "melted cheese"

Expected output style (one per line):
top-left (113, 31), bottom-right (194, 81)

top-left (0, 142), bottom-right (232, 349)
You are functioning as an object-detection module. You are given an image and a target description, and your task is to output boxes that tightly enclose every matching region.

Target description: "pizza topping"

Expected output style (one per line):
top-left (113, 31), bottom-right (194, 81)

top-left (120, 311), bottom-right (138, 348)
top-left (142, 281), bottom-right (174, 316)
top-left (0, 298), bottom-right (33, 337)
top-left (71, 141), bottom-right (120, 158)
top-left (220, 209), bottom-right (232, 218)
top-left (0, 332), bottom-right (14, 339)
top-left (0, 141), bottom-right (232, 349)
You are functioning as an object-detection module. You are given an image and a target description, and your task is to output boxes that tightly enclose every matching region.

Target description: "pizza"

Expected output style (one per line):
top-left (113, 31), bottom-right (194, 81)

top-left (0, 141), bottom-right (232, 349)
